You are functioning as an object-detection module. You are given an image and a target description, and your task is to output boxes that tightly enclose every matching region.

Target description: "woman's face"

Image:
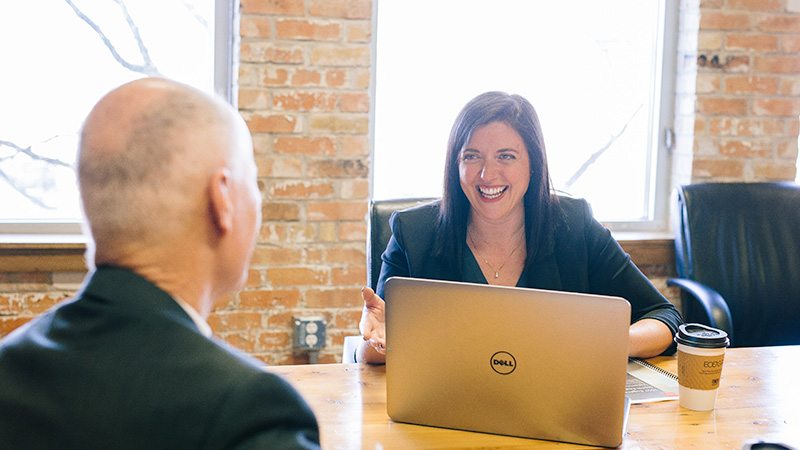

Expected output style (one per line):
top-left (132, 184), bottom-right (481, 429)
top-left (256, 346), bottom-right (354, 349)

top-left (458, 121), bottom-right (530, 223)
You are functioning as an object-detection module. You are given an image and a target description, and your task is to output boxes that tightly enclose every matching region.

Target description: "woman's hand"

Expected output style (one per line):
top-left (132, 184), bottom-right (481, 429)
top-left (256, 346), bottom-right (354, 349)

top-left (357, 287), bottom-right (387, 363)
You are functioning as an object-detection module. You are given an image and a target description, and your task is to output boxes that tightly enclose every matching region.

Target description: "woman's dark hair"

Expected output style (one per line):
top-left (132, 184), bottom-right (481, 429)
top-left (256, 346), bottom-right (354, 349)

top-left (434, 91), bottom-right (559, 268)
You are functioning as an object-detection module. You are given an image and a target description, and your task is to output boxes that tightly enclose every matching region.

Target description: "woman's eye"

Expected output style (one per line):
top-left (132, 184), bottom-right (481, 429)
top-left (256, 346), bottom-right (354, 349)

top-left (499, 153), bottom-right (516, 160)
top-left (461, 153), bottom-right (479, 162)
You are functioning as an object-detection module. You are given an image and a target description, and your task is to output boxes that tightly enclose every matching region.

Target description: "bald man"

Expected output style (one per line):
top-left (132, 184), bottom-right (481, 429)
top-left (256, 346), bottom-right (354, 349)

top-left (0, 78), bottom-right (320, 449)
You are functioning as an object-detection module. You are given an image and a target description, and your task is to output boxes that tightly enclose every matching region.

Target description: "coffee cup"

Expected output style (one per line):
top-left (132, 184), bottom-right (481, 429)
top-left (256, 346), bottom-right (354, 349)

top-left (674, 323), bottom-right (730, 411)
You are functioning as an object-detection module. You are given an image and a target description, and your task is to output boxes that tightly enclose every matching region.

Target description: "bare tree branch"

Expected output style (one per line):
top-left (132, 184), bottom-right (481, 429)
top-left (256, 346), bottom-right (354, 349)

top-left (560, 104), bottom-right (643, 191)
top-left (64, 0), bottom-right (160, 76)
top-left (182, 1), bottom-right (209, 29)
top-left (0, 140), bottom-right (72, 168)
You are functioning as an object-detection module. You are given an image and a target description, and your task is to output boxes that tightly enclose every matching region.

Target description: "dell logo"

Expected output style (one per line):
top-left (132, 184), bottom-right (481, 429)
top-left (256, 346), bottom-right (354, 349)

top-left (490, 351), bottom-right (516, 375)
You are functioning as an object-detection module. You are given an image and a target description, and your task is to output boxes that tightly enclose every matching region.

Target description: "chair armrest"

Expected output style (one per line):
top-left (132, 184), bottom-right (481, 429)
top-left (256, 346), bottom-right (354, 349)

top-left (667, 278), bottom-right (735, 343)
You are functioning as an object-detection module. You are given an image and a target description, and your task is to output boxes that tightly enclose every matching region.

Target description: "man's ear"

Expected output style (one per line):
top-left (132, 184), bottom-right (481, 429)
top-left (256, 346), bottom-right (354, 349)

top-left (209, 168), bottom-right (233, 235)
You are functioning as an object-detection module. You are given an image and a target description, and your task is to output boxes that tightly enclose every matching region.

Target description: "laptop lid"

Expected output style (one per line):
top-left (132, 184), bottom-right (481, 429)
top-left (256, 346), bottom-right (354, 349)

top-left (384, 277), bottom-right (631, 447)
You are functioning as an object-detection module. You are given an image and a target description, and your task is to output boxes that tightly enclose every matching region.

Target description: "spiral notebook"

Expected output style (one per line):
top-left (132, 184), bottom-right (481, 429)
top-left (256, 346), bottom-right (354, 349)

top-left (626, 358), bottom-right (680, 403)
top-left (384, 277), bottom-right (632, 448)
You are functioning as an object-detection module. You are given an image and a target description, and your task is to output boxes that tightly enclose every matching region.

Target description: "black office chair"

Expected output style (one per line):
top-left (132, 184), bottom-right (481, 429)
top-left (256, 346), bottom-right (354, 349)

top-left (667, 182), bottom-right (800, 347)
top-left (367, 198), bottom-right (438, 291)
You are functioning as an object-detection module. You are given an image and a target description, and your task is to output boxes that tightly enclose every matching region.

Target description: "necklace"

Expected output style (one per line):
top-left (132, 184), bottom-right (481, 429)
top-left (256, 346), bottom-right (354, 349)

top-left (467, 231), bottom-right (524, 279)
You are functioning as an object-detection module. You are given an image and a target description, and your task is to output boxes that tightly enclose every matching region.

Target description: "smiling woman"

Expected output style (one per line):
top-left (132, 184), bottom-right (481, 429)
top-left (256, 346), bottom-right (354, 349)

top-left (372, 0), bottom-right (676, 230)
top-left (0, 0), bottom-right (228, 235)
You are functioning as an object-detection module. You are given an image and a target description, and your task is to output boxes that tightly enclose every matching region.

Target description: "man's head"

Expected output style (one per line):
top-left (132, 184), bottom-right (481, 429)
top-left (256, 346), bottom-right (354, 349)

top-left (77, 78), bottom-right (261, 298)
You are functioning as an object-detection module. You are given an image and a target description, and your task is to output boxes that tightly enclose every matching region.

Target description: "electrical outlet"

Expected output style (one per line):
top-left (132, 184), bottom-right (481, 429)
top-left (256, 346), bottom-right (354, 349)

top-left (294, 315), bottom-right (326, 350)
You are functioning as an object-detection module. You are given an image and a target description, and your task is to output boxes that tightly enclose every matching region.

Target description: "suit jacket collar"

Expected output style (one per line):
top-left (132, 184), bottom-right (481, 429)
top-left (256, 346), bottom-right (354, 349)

top-left (79, 265), bottom-right (202, 335)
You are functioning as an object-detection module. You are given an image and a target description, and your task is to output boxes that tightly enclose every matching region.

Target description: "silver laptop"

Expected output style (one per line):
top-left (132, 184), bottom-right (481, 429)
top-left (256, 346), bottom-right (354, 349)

top-left (384, 277), bottom-right (632, 448)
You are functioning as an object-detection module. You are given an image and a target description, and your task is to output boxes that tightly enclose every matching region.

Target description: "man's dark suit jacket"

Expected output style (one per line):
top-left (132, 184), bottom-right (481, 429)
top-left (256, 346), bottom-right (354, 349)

top-left (0, 266), bottom-right (320, 449)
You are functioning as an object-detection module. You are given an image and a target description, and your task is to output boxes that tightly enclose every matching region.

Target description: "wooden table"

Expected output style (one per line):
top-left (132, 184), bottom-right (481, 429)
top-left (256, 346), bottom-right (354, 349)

top-left (268, 346), bottom-right (800, 449)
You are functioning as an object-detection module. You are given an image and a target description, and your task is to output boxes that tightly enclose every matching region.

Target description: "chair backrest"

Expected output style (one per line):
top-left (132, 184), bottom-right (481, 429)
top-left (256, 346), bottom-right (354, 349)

top-left (674, 182), bottom-right (800, 347)
top-left (367, 198), bottom-right (438, 291)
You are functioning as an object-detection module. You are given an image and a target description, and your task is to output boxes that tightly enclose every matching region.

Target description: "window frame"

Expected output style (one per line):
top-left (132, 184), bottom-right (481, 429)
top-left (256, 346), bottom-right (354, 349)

top-left (368, 0), bottom-right (679, 233)
top-left (0, 0), bottom-right (239, 243)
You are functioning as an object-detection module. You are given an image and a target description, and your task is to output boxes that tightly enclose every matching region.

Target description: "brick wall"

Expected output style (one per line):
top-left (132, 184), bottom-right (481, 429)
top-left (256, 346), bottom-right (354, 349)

top-left (229, 0), bottom-right (373, 364)
top-left (2, 0), bottom-right (799, 364)
top-left (691, 0), bottom-right (800, 182)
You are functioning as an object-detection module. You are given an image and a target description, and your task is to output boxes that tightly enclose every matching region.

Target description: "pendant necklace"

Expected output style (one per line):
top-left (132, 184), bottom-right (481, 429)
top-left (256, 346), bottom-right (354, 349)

top-left (468, 231), bottom-right (524, 279)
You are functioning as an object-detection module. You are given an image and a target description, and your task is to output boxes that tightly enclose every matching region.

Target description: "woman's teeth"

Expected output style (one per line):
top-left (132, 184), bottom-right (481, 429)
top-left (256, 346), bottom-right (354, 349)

top-left (478, 186), bottom-right (506, 199)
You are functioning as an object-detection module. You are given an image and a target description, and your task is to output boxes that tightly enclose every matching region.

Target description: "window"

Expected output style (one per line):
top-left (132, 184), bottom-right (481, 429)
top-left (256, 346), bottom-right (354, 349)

top-left (372, 0), bottom-right (677, 230)
top-left (0, 0), bottom-right (236, 237)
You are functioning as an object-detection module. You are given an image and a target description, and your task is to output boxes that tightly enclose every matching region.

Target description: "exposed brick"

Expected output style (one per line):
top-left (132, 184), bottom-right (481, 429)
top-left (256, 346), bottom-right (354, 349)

top-left (696, 73), bottom-right (721, 94)
top-left (311, 46), bottom-right (370, 67)
top-left (778, 139), bottom-right (799, 159)
top-left (261, 67), bottom-right (290, 86)
top-left (273, 91), bottom-right (338, 111)
top-left (332, 266), bottom-right (367, 285)
top-left (305, 287), bottom-right (363, 308)
top-left (208, 311), bottom-right (264, 331)
top-left (696, 97), bottom-right (748, 115)
top-left (753, 98), bottom-right (800, 116)
top-left (341, 135), bottom-right (370, 156)
top-left (245, 113), bottom-right (299, 133)
top-left (291, 69), bottom-right (322, 86)
top-left (698, 31), bottom-right (723, 50)
top-left (754, 55), bottom-right (800, 74)
top-left (308, 158), bottom-right (369, 178)
top-left (727, 0), bottom-right (782, 10)
top-left (240, 16), bottom-right (272, 38)
top-left (319, 222), bottom-right (337, 242)
top-left (339, 221), bottom-right (367, 241)
top-left (355, 69), bottom-right (371, 89)
top-left (216, 292), bottom-right (238, 310)
top-left (262, 202), bottom-right (302, 220)
top-left (240, 42), bottom-right (304, 64)
top-left (275, 137), bottom-right (336, 155)
top-left (725, 76), bottom-right (778, 94)
top-left (330, 309), bottom-right (362, 328)
top-left (719, 139), bottom-right (773, 157)
top-left (241, 0), bottom-right (304, 15)
top-left (239, 289), bottom-right (303, 309)
top-left (726, 34), bottom-right (778, 51)
top-left (756, 14), bottom-right (800, 32)
top-left (0, 316), bottom-right (31, 338)
top-left (340, 93), bottom-right (370, 112)
top-left (239, 64), bottom-right (258, 87)
top-left (322, 246), bottom-right (366, 264)
top-left (258, 330), bottom-right (292, 351)
top-left (251, 247), bottom-right (304, 266)
top-left (692, 158), bottom-right (745, 178)
top-left (266, 267), bottom-right (329, 286)
top-left (265, 310), bottom-right (296, 327)
top-left (340, 179), bottom-right (370, 199)
top-left (276, 19), bottom-right (340, 40)
top-left (220, 332), bottom-right (257, 353)
top-left (784, 35), bottom-right (800, 54)
top-left (709, 118), bottom-right (784, 136)
top-left (700, 12), bottom-right (751, 30)
top-left (256, 156), bottom-right (304, 178)
top-left (245, 270), bottom-right (262, 288)
top-left (270, 180), bottom-right (335, 199)
top-left (348, 22), bottom-right (371, 42)
top-left (309, 0), bottom-right (371, 19)
top-left (325, 70), bottom-right (347, 87)
top-left (238, 88), bottom-right (270, 110)
top-left (310, 115), bottom-right (369, 133)
top-left (752, 161), bottom-right (797, 180)
top-left (307, 201), bottom-right (368, 221)
top-left (258, 224), bottom-right (317, 244)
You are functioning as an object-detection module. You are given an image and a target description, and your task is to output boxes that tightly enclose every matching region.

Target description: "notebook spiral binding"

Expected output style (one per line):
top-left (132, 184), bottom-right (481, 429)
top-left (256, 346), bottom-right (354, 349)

top-left (630, 358), bottom-right (678, 380)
